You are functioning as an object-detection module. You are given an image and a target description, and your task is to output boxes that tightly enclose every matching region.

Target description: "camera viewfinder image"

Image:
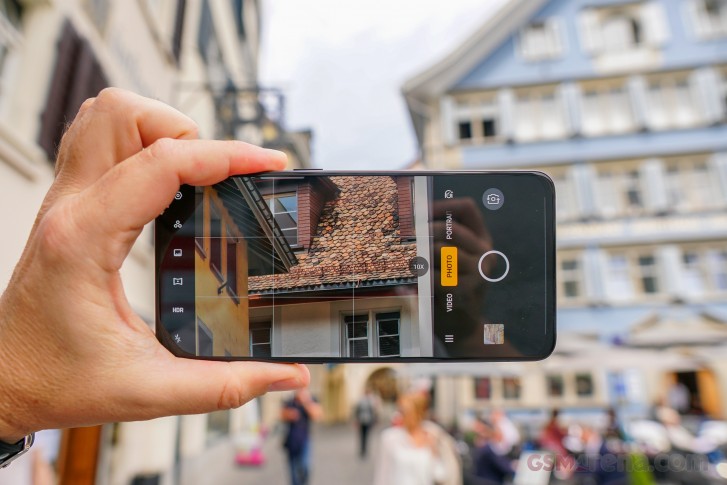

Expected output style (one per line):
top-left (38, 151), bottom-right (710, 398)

top-left (192, 175), bottom-right (433, 359)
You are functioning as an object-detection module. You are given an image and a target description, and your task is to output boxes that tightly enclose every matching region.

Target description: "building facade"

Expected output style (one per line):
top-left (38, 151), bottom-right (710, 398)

top-left (0, 0), bottom-right (311, 483)
top-left (403, 0), bottom-right (727, 426)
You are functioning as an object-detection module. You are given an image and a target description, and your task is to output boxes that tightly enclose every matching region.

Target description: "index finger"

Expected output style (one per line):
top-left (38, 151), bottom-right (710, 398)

top-left (55, 89), bottom-right (199, 192)
top-left (77, 138), bottom-right (287, 260)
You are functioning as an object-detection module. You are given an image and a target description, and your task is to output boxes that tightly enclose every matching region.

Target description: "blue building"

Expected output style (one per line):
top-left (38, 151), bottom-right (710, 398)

top-left (404, 0), bottom-right (727, 419)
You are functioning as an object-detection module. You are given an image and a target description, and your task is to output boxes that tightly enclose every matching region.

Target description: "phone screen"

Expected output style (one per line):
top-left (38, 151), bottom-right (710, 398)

top-left (156, 171), bottom-right (555, 362)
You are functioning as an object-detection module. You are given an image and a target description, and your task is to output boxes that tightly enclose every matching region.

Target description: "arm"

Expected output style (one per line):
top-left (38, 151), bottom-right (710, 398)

top-left (0, 89), bottom-right (309, 443)
top-left (301, 399), bottom-right (323, 422)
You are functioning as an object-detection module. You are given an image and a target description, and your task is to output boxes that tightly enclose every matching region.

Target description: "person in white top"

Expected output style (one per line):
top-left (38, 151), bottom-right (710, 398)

top-left (374, 392), bottom-right (456, 485)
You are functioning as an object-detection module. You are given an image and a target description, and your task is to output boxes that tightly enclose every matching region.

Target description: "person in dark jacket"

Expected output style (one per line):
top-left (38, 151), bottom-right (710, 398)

top-left (282, 389), bottom-right (323, 485)
top-left (472, 419), bottom-right (515, 485)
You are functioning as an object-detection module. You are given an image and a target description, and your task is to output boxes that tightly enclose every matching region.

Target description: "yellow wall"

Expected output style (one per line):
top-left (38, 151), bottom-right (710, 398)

top-left (195, 188), bottom-right (250, 356)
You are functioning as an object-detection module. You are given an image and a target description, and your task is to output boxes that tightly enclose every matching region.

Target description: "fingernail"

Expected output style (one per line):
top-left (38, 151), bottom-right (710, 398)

top-left (265, 148), bottom-right (288, 166)
top-left (268, 377), bottom-right (302, 392)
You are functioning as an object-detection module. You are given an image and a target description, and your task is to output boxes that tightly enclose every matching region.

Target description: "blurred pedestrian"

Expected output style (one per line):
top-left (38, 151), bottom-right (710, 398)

top-left (667, 381), bottom-right (691, 414)
top-left (374, 392), bottom-right (461, 485)
top-left (540, 409), bottom-right (567, 455)
top-left (282, 389), bottom-right (323, 485)
top-left (489, 409), bottom-right (520, 456)
top-left (539, 409), bottom-right (575, 480)
top-left (472, 419), bottom-right (515, 485)
top-left (354, 388), bottom-right (378, 458)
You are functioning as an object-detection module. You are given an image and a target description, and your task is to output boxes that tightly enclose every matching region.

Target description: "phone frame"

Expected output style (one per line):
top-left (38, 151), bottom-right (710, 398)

top-left (155, 170), bottom-right (557, 363)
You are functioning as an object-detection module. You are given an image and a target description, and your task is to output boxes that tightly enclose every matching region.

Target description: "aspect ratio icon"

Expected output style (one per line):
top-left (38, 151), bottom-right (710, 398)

top-left (172, 278), bottom-right (183, 286)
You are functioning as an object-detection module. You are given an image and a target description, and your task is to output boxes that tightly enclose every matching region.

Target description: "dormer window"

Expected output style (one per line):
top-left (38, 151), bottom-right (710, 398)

top-left (265, 192), bottom-right (298, 246)
top-left (579, 3), bottom-right (670, 57)
top-left (519, 18), bottom-right (563, 61)
top-left (689, 0), bottom-right (727, 39)
top-left (453, 95), bottom-right (501, 144)
top-left (602, 11), bottom-right (643, 51)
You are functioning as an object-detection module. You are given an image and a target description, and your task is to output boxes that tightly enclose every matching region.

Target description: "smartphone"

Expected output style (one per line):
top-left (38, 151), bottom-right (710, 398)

top-left (155, 171), bottom-right (556, 362)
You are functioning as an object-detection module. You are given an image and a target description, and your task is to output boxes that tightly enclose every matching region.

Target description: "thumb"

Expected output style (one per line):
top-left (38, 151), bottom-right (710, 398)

top-left (125, 357), bottom-right (310, 417)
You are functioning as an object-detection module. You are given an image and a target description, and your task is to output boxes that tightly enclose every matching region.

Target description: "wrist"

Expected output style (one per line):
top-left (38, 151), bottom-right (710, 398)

top-left (0, 293), bottom-right (34, 444)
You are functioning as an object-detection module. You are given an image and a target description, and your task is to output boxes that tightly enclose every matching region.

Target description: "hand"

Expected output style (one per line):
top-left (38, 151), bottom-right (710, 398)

top-left (0, 89), bottom-right (309, 443)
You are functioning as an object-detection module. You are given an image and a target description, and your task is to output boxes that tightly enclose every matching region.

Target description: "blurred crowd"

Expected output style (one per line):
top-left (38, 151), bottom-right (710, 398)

top-left (274, 382), bottom-right (727, 485)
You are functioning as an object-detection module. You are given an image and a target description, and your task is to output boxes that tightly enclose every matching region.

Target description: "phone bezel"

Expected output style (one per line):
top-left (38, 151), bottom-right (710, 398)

top-left (155, 170), bottom-right (557, 363)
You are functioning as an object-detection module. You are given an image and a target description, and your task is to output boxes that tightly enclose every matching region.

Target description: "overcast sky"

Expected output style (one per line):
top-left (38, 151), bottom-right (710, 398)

top-left (259, 0), bottom-right (508, 169)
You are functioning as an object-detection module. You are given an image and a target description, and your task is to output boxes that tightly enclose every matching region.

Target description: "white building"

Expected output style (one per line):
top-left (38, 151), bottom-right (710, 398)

top-left (0, 0), bottom-right (313, 483)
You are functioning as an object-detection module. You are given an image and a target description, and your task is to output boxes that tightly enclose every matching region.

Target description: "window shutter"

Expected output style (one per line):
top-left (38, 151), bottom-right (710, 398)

top-left (578, 9), bottom-right (603, 54)
top-left (560, 82), bottom-right (581, 136)
top-left (710, 152), bottom-right (727, 206)
top-left (641, 1), bottom-right (671, 46)
top-left (627, 75), bottom-right (650, 130)
top-left (656, 245), bottom-right (683, 298)
top-left (39, 22), bottom-right (81, 161)
top-left (198, 0), bottom-right (212, 62)
top-left (440, 96), bottom-right (455, 146)
top-left (547, 18), bottom-right (564, 57)
top-left (584, 247), bottom-right (608, 303)
top-left (639, 158), bottom-right (668, 213)
top-left (39, 21), bottom-right (108, 162)
top-left (572, 163), bottom-right (597, 218)
top-left (497, 88), bottom-right (514, 141)
top-left (691, 68), bottom-right (722, 124)
top-left (685, 0), bottom-right (705, 38)
top-left (171, 0), bottom-right (187, 65)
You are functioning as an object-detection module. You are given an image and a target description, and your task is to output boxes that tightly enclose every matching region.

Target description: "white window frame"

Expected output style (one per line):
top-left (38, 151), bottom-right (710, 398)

top-left (452, 93), bottom-right (501, 145)
top-left (601, 10), bottom-right (644, 52)
top-left (513, 85), bottom-right (568, 142)
top-left (579, 78), bottom-right (636, 136)
top-left (680, 244), bottom-right (727, 297)
top-left (518, 18), bottom-right (564, 61)
top-left (664, 156), bottom-right (723, 212)
top-left (558, 252), bottom-right (586, 303)
top-left (265, 191), bottom-right (299, 247)
top-left (342, 310), bottom-right (402, 358)
top-left (636, 253), bottom-right (660, 295)
top-left (595, 162), bottom-right (646, 218)
top-left (580, 3), bottom-right (668, 55)
top-left (550, 167), bottom-right (579, 221)
top-left (249, 320), bottom-right (272, 358)
top-left (605, 249), bottom-right (663, 302)
top-left (645, 72), bottom-right (701, 130)
top-left (688, 0), bottom-right (727, 40)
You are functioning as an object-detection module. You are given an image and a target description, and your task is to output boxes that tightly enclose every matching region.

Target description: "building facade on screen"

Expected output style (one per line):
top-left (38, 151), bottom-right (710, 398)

top-left (403, 0), bottom-right (727, 424)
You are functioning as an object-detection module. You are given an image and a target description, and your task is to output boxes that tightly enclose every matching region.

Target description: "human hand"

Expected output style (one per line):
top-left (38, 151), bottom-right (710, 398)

top-left (0, 89), bottom-right (309, 443)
